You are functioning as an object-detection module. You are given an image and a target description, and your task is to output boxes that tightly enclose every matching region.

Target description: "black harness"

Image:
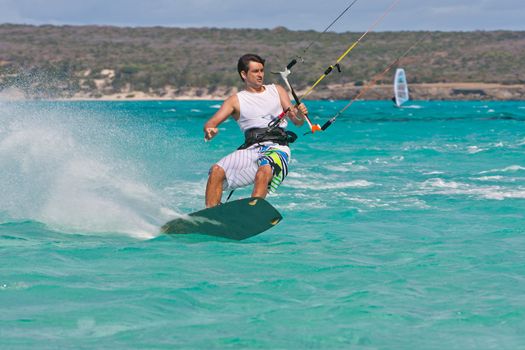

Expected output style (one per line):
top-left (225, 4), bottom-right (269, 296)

top-left (238, 127), bottom-right (297, 150)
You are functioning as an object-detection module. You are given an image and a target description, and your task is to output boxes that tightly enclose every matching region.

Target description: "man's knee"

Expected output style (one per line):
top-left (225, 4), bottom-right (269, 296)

top-left (256, 164), bottom-right (273, 179)
top-left (209, 164), bottom-right (225, 178)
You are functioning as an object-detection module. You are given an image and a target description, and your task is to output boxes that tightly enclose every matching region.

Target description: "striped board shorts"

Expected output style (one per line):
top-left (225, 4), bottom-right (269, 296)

top-left (215, 142), bottom-right (290, 193)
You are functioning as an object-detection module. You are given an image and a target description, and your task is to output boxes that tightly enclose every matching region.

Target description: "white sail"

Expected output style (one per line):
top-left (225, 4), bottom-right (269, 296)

top-left (393, 68), bottom-right (409, 107)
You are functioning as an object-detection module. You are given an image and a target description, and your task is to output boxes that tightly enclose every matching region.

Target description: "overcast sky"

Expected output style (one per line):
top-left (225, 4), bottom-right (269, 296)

top-left (0, 0), bottom-right (523, 32)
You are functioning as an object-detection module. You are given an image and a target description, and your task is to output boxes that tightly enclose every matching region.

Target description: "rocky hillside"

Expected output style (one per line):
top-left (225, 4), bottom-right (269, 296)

top-left (1, 24), bottom-right (524, 100)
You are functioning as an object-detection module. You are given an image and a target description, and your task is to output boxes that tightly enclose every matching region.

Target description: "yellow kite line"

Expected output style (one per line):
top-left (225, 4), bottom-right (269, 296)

top-left (319, 33), bottom-right (431, 132)
top-left (300, 0), bottom-right (401, 101)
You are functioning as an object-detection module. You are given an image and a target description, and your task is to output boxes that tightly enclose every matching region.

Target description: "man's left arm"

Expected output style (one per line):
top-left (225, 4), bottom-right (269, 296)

top-left (275, 84), bottom-right (307, 127)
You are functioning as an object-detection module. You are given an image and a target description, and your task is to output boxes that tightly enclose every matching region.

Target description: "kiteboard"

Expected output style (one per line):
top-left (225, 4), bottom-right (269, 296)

top-left (161, 197), bottom-right (282, 240)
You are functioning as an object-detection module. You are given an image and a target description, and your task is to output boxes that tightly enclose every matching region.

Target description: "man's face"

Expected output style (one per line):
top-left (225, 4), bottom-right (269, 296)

top-left (242, 61), bottom-right (264, 87)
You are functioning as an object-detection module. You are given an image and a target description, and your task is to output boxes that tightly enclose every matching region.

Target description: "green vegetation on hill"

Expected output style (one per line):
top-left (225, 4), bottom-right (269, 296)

top-left (0, 24), bottom-right (524, 98)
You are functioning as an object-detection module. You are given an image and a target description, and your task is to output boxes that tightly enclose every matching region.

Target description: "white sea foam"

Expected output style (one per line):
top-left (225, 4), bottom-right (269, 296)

top-left (420, 178), bottom-right (525, 200)
top-left (0, 108), bottom-right (177, 239)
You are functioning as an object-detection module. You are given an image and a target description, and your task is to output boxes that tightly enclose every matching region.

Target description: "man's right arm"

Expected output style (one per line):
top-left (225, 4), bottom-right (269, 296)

top-left (203, 95), bottom-right (238, 141)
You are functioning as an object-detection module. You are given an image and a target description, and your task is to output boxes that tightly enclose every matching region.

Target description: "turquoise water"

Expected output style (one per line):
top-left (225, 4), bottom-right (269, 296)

top-left (1, 100), bottom-right (524, 349)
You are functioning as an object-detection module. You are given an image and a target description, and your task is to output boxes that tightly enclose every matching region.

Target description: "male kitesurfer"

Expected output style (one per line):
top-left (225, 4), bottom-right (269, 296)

top-left (203, 53), bottom-right (308, 208)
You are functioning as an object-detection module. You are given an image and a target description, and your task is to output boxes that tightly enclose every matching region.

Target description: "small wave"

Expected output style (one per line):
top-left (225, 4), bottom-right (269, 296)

top-left (346, 197), bottom-right (389, 208)
top-left (342, 162), bottom-right (369, 171)
top-left (481, 190), bottom-right (525, 200)
top-left (347, 197), bottom-right (431, 210)
top-left (479, 165), bottom-right (525, 174)
top-left (287, 171), bottom-right (308, 179)
top-left (423, 178), bottom-right (460, 189)
top-left (467, 146), bottom-right (485, 154)
top-left (277, 200), bottom-right (327, 211)
top-left (392, 155), bottom-right (404, 162)
top-left (324, 165), bottom-right (352, 172)
top-left (0, 281), bottom-right (30, 291)
top-left (286, 179), bottom-right (373, 190)
top-left (473, 176), bottom-right (504, 181)
top-left (164, 180), bottom-right (205, 211)
top-left (324, 163), bottom-right (369, 172)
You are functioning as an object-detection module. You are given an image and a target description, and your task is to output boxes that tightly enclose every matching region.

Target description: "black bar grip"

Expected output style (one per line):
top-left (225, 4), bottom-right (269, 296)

top-left (291, 89), bottom-right (300, 105)
top-left (286, 59), bottom-right (298, 70)
top-left (321, 117), bottom-right (336, 131)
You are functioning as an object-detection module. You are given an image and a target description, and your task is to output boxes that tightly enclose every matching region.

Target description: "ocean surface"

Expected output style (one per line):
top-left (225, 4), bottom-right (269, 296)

top-left (1, 99), bottom-right (524, 349)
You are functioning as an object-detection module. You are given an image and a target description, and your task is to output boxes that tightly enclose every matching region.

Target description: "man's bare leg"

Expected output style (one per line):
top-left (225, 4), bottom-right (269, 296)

top-left (205, 165), bottom-right (225, 207)
top-left (252, 164), bottom-right (273, 198)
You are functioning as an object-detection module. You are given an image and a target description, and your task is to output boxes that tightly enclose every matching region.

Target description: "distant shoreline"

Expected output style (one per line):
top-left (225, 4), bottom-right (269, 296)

top-left (1, 82), bottom-right (524, 101)
top-left (2, 25), bottom-right (524, 103)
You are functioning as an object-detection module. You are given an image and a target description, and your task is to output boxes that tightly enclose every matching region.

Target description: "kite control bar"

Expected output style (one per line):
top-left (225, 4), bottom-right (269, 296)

top-left (274, 60), bottom-right (322, 134)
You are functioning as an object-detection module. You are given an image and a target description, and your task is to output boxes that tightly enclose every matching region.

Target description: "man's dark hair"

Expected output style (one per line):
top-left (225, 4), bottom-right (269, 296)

top-left (237, 54), bottom-right (265, 81)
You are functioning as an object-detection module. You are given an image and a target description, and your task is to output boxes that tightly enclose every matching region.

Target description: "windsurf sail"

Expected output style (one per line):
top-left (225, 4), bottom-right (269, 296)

top-left (393, 68), bottom-right (409, 107)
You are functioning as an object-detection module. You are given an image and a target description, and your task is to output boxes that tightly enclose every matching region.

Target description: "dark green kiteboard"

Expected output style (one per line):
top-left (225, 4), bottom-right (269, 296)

top-left (161, 197), bottom-right (282, 240)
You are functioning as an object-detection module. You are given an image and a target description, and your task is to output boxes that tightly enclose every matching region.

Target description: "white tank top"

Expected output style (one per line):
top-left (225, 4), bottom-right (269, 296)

top-left (236, 84), bottom-right (288, 132)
